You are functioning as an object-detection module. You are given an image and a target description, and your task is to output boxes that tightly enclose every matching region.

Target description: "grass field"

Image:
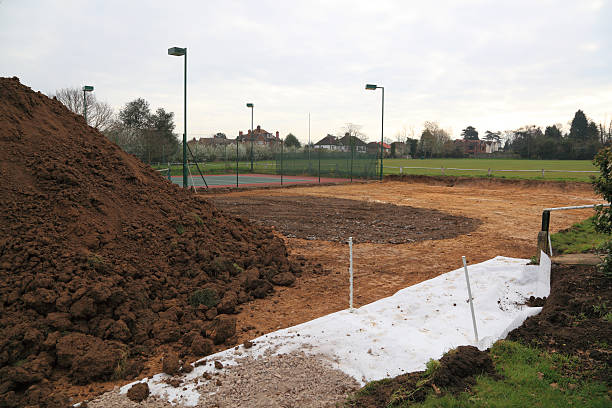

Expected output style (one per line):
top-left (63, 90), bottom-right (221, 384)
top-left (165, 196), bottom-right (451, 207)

top-left (152, 158), bottom-right (598, 182)
top-left (383, 158), bottom-right (598, 181)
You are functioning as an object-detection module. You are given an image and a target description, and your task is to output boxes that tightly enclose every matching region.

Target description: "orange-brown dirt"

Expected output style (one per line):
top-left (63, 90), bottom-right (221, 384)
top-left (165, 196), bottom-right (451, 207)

top-left (205, 179), bottom-right (602, 346)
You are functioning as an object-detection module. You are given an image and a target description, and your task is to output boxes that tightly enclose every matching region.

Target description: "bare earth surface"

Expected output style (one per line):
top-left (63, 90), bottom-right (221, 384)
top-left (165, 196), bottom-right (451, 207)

top-left (87, 351), bottom-right (359, 407)
top-left (86, 178), bottom-right (601, 406)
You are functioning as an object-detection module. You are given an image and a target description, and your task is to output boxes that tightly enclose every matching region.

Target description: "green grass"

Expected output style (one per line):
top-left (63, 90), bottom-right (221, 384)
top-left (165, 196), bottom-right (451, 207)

top-left (153, 158), bottom-right (598, 181)
top-left (358, 341), bottom-right (609, 408)
top-left (383, 158), bottom-right (598, 181)
top-left (550, 217), bottom-right (609, 254)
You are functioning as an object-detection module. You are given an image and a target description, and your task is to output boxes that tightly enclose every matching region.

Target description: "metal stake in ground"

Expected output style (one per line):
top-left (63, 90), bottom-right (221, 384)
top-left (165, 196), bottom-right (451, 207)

top-left (349, 237), bottom-right (354, 312)
top-left (462, 256), bottom-right (478, 343)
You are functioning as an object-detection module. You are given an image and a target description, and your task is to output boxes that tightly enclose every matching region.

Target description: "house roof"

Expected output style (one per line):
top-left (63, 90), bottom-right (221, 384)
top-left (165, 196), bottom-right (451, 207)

top-left (367, 141), bottom-right (391, 149)
top-left (315, 135), bottom-right (341, 146)
top-left (338, 134), bottom-right (367, 146)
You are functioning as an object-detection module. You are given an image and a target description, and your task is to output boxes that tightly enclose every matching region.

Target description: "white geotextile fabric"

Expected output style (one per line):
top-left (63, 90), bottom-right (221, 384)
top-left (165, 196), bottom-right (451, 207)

top-left (119, 254), bottom-right (551, 406)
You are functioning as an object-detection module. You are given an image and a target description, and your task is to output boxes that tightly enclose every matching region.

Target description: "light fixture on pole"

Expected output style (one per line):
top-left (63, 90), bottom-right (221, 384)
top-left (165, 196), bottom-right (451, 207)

top-left (82, 85), bottom-right (94, 125)
top-left (168, 46), bottom-right (188, 188)
top-left (246, 103), bottom-right (254, 172)
top-left (365, 83), bottom-right (384, 181)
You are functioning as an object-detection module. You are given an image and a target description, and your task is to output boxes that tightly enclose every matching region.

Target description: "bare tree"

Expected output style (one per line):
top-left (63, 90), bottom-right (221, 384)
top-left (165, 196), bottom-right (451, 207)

top-left (338, 123), bottom-right (368, 142)
top-left (52, 87), bottom-right (115, 131)
top-left (599, 117), bottom-right (612, 145)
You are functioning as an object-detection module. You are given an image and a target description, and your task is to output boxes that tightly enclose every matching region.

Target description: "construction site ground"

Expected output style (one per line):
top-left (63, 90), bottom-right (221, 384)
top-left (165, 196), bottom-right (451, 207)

top-left (207, 178), bottom-right (601, 345)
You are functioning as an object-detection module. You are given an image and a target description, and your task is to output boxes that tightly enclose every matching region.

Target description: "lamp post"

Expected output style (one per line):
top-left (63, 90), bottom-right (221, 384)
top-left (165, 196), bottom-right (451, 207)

top-left (246, 103), bottom-right (254, 172)
top-left (82, 85), bottom-right (94, 125)
top-left (168, 46), bottom-right (188, 188)
top-left (365, 83), bottom-right (384, 181)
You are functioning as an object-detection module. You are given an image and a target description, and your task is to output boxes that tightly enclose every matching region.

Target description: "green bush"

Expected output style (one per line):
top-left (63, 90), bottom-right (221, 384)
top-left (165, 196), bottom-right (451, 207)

top-left (188, 288), bottom-right (219, 308)
top-left (593, 147), bottom-right (612, 276)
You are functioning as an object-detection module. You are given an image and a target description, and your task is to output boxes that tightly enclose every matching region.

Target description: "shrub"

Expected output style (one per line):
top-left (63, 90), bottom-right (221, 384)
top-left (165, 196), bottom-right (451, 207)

top-left (593, 146), bottom-right (612, 276)
top-left (188, 288), bottom-right (219, 308)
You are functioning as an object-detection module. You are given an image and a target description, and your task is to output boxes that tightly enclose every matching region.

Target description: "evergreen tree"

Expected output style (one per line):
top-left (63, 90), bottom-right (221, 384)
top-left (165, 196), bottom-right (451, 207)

top-left (461, 126), bottom-right (479, 140)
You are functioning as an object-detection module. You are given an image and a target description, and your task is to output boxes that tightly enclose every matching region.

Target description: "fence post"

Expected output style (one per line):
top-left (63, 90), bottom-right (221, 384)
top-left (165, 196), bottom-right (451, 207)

top-left (541, 169), bottom-right (545, 178)
top-left (318, 149), bottom-right (321, 183)
top-left (349, 237), bottom-right (354, 312)
top-left (488, 168), bottom-right (492, 177)
top-left (236, 141), bottom-right (239, 188)
top-left (167, 163), bottom-right (171, 181)
top-left (441, 166), bottom-right (445, 176)
top-left (280, 140), bottom-right (283, 185)
top-left (399, 167), bottom-right (403, 175)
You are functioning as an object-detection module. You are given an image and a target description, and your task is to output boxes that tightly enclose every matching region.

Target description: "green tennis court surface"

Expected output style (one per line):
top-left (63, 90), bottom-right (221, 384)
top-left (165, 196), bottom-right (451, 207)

top-left (169, 173), bottom-right (348, 188)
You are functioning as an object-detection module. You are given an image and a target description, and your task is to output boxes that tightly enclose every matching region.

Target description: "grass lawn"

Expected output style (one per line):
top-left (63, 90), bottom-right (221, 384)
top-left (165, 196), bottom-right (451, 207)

top-left (550, 217), bottom-right (609, 254)
top-left (412, 341), bottom-right (609, 408)
top-left (383, 158), bottom-right (598, 181)
top-left (152, 158), bottom-right (598, 181)
top-left (346, 341), bottom-right (610, 408)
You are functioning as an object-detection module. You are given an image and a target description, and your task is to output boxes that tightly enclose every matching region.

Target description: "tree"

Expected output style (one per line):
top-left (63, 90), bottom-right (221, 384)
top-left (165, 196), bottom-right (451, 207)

top-left (114, 98), bottom-right (178, 163)
top-left (484, 130), bottom-right (501, 142)
top-left (420, 121), bottom-right (451, 157)
top-left (339, 123), bottom-right (368, 142)
top-left (284, 133), bottom-right (301, 148)
top-left (461, 126), bottom-right (479, 140)
top-left (593, 146), bottom-right (612, 275)
top-left (544, 125), bottom-right (563, 140)
top-left (52, 87), bottom-right (115, 131)
top-left (119, 98), bottom-right (152, 129)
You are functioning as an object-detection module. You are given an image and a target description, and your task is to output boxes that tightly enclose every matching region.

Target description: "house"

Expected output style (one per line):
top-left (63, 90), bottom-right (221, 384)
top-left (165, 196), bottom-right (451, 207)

top-left (390, 141), bottom-right (407, 158)
top-left (454, 139), bottom-right (502, 156)
top-left (236, 125), bottom-right (280, 146)
top-left (338, 133), bottom-right (367, 153)
top-left (484, 140), bottom-right (502, 154)
top-left (314, 134), bottom-right (343, 151)
top-left (367, 141), bottom-right (391, 156)
top-left (189, 133), bottom-right (233, 147)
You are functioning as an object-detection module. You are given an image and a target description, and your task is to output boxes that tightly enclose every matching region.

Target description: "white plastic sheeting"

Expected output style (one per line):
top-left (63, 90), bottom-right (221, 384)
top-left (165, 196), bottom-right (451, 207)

top-left (119, 254), bottom-right (551, 406)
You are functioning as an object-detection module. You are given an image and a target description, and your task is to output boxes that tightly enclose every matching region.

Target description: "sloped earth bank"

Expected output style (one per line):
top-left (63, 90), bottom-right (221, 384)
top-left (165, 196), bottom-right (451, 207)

top-left (0, 78), bottom-right (304, 407)
top-left (346, 262), bottom-right (611, 407)
top-left (508, 263), bottom-right (612, 382)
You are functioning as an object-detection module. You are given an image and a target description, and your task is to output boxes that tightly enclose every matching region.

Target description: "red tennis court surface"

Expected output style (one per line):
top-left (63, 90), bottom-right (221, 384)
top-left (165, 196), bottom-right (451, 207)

top-left (170, 173), bottom-right (350, 188)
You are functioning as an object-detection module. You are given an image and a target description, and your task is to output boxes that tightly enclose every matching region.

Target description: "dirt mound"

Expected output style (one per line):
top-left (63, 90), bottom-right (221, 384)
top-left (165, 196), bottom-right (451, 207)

top-left (210, 195), bottom-right (480, 243)
top-left (432, 346), bottom-right (496, 390)
top-left (346, 346), bottom-right (495, 407)
top-left (0, 77), bottom-right (301, 407)
top-left (507, 264), bottom-right (612, 378)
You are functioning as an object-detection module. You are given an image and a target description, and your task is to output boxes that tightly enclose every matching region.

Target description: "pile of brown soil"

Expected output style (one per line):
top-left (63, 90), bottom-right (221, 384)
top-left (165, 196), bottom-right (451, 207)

top-left (0, 77), bottom-right (300, 407)
top-left (210, 195), bottom-right (479, 244)
top-left (508, 264), bottom-right (612, 380)
top-left (347, 346), bottom-right (495, 407)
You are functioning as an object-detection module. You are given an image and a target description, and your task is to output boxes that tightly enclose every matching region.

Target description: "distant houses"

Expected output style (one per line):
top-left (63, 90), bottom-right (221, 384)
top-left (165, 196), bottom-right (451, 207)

top-left (186, 125), bottom-right (280, 148)
top-left (314, 133), bottom-right (368, 153)
top-left (454, 139), bottom-right (502, 155)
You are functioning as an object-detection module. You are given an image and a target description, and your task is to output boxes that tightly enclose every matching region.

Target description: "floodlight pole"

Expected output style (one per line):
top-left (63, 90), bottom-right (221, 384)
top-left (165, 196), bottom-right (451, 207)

top-left (247, 103), bottom-right (254, 172)
top-left (82, 85), bottom-right (94, 125)
top-left (168, 46), bottom-right (188, 188)
top-left (365, 84), bottom-right (384, 181)
top-left (183, 49), bottom-right (187, 189)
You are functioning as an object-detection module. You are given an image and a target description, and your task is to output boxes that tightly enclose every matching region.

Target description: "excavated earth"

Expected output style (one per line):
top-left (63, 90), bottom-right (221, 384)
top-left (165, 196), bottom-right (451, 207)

top-left (0, 77), bottom-right (304, 407)
top-left (210, 195), bottom-right (480, 244)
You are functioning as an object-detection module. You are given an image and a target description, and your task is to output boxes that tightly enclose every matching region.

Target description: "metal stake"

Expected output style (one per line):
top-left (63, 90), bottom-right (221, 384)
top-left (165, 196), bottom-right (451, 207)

top-left (462, 256), bottom-right (479, 343)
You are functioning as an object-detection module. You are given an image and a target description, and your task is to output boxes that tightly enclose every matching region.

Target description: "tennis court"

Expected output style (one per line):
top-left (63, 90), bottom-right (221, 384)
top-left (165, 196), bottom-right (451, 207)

top-left (169, 173), bottom-right (349, 188)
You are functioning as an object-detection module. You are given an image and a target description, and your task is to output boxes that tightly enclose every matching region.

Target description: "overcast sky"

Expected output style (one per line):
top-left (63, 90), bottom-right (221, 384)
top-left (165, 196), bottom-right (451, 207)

top-left (2, 0), bottom-right (611, 143)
